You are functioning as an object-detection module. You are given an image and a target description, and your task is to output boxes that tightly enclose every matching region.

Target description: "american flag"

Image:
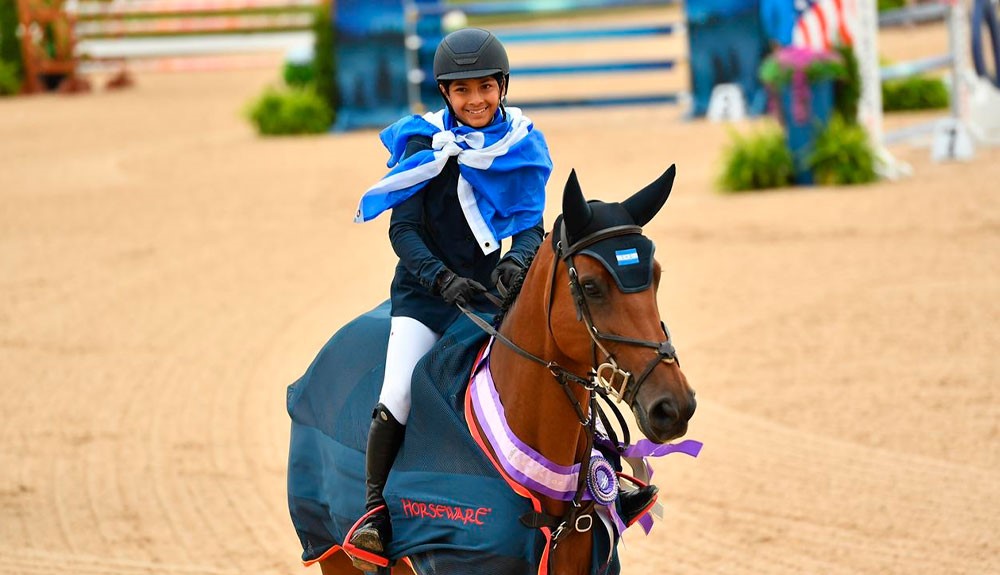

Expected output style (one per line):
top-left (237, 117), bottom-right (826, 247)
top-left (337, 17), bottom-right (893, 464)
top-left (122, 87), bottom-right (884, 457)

top-left (791, 0), bottom-right (858, 50)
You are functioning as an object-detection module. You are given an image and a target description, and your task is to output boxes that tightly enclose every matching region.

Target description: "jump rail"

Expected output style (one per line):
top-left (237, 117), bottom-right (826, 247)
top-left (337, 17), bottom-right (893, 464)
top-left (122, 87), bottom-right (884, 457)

top-left (403, 0), bottom-right (684, 111)
top-left (877, 2), bottom-right (949, 28)
top-left (873, 1), bottom-right (977, 160)
top-left (415, 0), bottom-right (678, 17)
top-left (419, 22), bottom-right (680, 45)
top-left (880, 54), bottom-right (953, 82)
top-left (75, 13), bottom-right (314, 37)
top-left (71, 0), bottom-right (322, 71)
top-left (74, 0), bottom-right (323, 17)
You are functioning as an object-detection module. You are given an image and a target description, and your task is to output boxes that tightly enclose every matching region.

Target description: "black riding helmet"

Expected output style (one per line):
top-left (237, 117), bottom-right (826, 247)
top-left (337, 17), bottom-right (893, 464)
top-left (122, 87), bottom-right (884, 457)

top-left (433, 28), bottom-right (510, 119)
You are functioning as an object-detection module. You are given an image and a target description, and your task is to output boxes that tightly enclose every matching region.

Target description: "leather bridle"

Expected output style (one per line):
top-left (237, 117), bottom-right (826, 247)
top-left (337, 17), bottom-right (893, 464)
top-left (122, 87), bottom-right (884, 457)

top-left (551, 223), bottom-right (679, 408)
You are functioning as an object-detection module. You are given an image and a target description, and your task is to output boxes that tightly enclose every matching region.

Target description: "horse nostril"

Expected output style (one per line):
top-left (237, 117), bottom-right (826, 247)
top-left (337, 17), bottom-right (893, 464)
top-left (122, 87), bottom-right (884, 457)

top-left (684, 395), bottom-right (697, 421)
top-left (650, 398), bottom-right (679, 428)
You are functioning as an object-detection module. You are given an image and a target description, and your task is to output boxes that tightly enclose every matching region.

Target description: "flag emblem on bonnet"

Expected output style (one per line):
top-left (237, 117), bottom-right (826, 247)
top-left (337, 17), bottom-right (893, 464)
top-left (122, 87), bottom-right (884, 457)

top-left (615, 248), bottom-right (640, 266)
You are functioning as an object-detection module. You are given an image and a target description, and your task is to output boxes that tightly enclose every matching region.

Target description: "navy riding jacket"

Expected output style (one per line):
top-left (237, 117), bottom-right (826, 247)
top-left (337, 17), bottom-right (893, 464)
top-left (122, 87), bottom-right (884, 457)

top-left (389, 135), bottom-right (545, 333)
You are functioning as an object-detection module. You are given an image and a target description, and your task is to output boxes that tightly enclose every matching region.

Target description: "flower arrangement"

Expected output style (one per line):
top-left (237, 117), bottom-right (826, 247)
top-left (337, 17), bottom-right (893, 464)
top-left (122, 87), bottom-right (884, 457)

top-left (759, 46), bottom-right (846, 124)
top-left (722, 46), bottom-right (874, 190)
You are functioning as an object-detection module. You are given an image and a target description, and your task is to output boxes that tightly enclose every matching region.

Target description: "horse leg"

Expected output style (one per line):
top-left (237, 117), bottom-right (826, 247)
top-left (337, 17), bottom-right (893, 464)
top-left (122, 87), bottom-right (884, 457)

top-left (318, 551), bottom-right (416, 575)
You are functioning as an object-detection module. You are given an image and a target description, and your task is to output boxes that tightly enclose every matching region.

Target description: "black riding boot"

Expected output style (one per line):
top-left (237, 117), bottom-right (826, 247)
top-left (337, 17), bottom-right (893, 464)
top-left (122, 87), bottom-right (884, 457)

top-left (619, 484), bottom-right (659, 526)
top-left (349, 403), bottom-right (405, 571)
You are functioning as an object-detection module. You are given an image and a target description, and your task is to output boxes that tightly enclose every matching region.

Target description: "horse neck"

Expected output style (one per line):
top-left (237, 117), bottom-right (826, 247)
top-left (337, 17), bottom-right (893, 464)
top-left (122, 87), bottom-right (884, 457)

top-left (489, 244), bottom-right (598, 575)
top-left (490, 244), bottom-right (593, 492)
top-left (491, 245), bottom-right (595, 574)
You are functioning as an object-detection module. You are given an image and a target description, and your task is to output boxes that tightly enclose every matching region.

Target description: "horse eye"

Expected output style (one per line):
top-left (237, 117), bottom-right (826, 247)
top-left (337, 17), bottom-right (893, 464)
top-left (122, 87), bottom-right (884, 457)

top-left (581, 281), bottom-right (602, 298)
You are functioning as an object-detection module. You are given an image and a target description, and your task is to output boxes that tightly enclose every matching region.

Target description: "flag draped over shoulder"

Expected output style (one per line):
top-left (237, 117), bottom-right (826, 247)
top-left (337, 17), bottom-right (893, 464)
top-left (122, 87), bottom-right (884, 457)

top-left (354, 107), bottom-right (552, 255)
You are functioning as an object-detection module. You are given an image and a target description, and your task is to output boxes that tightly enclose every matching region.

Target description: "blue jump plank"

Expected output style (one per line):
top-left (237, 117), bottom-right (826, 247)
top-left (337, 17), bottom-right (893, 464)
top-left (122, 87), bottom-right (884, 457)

top-left (417, 24), bottom-right (678, 47)
top-left (412, 0), bottom-right (680, 18)
top-left (417, 58), bottom-right (677, 77)
top-left (514, 59), bottom-right (676, 75)
top-left (510, 93), bottom-right (681, 109)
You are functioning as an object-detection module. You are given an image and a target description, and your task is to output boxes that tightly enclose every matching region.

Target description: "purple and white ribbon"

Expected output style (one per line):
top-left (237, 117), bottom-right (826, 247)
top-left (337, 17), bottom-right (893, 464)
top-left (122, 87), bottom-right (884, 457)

top-left (469, 339), bottom-right (702, 537)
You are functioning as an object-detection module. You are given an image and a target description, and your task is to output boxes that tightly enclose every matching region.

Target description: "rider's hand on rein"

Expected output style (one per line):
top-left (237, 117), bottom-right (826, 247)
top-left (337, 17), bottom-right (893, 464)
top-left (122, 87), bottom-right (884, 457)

top-left (491, 258), bottom-right (524, 297)
top-left (435, 269), bottom-right (488, 306)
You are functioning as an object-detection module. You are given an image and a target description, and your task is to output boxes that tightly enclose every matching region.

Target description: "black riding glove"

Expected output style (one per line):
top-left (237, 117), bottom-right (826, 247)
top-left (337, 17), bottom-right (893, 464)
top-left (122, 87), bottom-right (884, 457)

top-left (434, 269), bottom-right (487, 306)
top-left (491, 258), bottom-right (524, 296)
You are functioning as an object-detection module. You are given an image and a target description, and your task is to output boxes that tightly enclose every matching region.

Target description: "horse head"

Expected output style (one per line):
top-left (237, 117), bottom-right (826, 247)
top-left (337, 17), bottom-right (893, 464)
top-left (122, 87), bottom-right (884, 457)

top-left (548, 165), bottom-right (695, 443)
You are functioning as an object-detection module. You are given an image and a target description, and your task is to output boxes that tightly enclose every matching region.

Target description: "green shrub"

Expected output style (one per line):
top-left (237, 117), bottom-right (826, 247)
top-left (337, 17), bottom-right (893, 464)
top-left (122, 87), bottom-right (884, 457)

top-left (719, 125), bottom-right (795, 192)
top-left (1, 0), bottom-right (22, 81)
top-left (0, 61), bottom-right (20, 96)
top-left (878, 0), bottom-right (906, 11)
top-left (807, 115), bottom-right (878, 185)
top-left (312, 2), bottom-right (338, 113)
top-left (247, 86), bottom-right (332, 136)
top-left (882, 75), bottom-right (949, 111)
top-left (283, 60), bottom-right (315, 88)
top-left (834, 44), bottom-right (861, 123)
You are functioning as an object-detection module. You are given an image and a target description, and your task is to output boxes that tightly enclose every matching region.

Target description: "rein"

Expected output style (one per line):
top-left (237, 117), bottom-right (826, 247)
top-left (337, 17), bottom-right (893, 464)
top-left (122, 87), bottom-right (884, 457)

top-left (456, 223), bottom-right (681, 557)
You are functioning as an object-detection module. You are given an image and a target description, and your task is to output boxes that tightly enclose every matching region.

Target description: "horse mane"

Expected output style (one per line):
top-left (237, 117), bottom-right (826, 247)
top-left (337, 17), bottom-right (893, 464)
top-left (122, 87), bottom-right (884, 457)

top-left (492, 244), bottom-right (541, 328)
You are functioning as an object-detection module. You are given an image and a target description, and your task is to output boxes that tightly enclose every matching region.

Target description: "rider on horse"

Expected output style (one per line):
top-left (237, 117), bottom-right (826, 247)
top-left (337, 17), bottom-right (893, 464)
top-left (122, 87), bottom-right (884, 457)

top-left (349, 28), bottom-right (659, 571)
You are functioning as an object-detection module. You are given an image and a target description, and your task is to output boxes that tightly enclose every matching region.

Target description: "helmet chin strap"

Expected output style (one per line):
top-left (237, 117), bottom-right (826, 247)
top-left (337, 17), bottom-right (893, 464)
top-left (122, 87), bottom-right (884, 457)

top-left (499, 74), bottom-right (509, 121)
top-left (437, 83), bottom-right (456, 118)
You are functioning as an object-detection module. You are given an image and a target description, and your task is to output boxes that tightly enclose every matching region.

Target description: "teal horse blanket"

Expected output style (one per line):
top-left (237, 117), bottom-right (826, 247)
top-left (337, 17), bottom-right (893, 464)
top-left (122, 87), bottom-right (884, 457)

top-left (287, 302), bottom-right (622, 574)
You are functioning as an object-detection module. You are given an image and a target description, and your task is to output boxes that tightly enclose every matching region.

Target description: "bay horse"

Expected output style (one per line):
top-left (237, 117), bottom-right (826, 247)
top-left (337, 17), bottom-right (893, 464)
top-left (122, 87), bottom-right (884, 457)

top-left (287, 166), bottom-right (696, 575)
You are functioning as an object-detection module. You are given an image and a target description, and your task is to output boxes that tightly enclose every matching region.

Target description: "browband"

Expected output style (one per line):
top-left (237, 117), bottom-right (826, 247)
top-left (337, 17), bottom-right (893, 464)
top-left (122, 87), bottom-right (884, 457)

top-left (560, 224), bottom-right (642, 259)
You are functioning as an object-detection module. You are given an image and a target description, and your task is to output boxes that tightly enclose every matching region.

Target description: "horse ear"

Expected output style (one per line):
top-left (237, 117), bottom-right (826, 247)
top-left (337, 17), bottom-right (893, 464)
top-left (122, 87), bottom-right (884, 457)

top-left (562, 169), bottom-right (592, 238)
top-left (622, 164), bottom-right (676, 227)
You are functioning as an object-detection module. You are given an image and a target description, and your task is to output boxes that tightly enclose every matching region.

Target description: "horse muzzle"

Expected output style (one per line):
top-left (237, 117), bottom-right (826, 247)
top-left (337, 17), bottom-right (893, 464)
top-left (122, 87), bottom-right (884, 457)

top-left (633, 390), bottom-right (696, 443)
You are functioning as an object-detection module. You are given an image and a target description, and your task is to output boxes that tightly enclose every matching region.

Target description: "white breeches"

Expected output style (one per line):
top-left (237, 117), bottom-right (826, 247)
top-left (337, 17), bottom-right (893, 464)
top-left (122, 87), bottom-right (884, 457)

top-left (378, 315), bottom-right (440, 425)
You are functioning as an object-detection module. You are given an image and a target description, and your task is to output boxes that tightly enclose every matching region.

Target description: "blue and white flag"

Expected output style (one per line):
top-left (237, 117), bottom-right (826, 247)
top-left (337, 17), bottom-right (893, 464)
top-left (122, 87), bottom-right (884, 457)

top-left (355, 107), bottom-right (552, 255)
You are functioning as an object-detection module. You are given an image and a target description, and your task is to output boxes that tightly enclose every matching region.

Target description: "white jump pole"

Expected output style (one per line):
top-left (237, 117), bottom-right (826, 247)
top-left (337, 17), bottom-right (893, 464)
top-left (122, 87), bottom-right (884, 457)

top-left (930, 0), bottom-right (976, 162)
top-left (857, 0), bottom-right (976, 170)
top-left (853, 0), bottom-right (913, 177)
top-left (854, 0), bottom-right (883, 147)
